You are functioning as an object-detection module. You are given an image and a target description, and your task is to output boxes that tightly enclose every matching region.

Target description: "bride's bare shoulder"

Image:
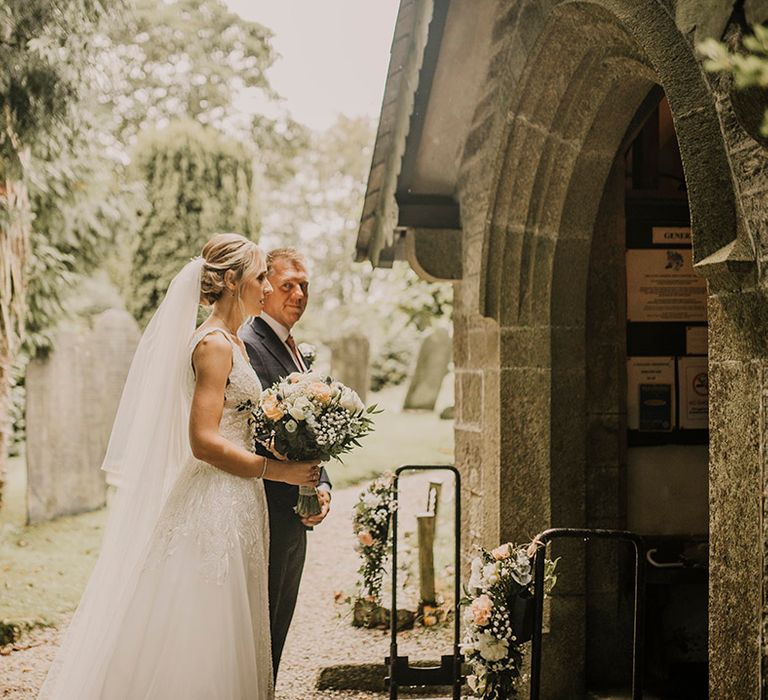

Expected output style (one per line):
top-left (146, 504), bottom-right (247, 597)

top-left (191, 329), bottom-right (233, 376)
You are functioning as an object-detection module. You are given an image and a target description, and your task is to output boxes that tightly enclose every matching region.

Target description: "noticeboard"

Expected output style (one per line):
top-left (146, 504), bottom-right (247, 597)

top-left (626, 248), bottom-right (707, 322)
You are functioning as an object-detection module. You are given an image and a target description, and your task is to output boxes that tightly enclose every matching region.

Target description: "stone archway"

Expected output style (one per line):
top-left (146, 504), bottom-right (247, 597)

top-left (473, 1), bottom-right (757, 696)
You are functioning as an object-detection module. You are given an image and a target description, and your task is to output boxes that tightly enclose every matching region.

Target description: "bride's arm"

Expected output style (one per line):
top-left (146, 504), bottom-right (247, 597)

top-left (189, 333), bottom-right (319, 484)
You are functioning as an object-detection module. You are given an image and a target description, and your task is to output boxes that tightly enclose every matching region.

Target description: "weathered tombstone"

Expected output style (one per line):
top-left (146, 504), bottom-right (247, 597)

top-left (26, 309), bottom-right (140, 523)
top-left (403, 327), bottom-right (452, 410)
top-left (329, 334), bottom-right (370, 403)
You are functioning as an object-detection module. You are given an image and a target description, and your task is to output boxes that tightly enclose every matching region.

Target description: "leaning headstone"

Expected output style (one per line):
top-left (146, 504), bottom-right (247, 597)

top-left (26, 310), bottom-right (140, 523)
top-left (403, 328), bottom-right (452, 410)
top-left (329, 334), bottom-right (370, 403)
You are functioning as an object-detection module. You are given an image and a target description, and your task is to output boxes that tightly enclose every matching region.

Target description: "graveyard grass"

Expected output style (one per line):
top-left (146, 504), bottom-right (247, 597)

top-left (0, 384), bottom-right (454, 635)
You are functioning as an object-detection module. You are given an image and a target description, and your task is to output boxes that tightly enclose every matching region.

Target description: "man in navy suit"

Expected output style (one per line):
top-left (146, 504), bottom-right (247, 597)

top-left (239, 247), bottom-right (332, 680)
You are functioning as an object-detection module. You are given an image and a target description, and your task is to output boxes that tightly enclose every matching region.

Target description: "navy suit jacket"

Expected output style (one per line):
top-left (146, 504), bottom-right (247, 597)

top-left (239, 316), bottom-right (332, 514)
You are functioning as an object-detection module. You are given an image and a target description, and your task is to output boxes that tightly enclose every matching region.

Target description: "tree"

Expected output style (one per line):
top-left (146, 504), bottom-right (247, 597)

top-left (0, 0), bottom-right (114, 506)
top-left (100, 0), bottom-right (284, 146)
top-left (129, 119), bottom-right (259, 325)
top-left (260, 115), bottom-right (453, 389)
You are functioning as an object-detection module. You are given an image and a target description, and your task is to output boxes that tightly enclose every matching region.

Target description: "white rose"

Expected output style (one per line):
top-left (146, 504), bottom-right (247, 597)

top-left (362, 492), bottom-right (379, 509)
top-left (483, 562), bottom-right (500, 586)
top-left (285, 419), bottom-right (298, 433)
top-left (468, 557), bottom-right (484, 591)
top-left (337, 388), bottom-right (360, 412)
top-left (477, 631), bottom-right (508, 662)
top-left (288, 396), bottom-right (312, 421)
top-left (288, 405), bottom-right (305, 421)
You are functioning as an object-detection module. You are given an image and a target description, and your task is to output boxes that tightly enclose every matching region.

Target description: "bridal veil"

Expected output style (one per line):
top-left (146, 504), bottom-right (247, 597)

top-left (38, 257), bottom-right (205, 698)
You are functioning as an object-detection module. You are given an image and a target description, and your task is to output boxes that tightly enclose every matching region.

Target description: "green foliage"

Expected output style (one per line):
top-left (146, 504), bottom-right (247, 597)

top-left (128, 119), bottom-right (259, 325)
top-left (265, 116), bottom-right (453, 368)
top-left (0, 0), bottom-right (113, 178)
top-left (25, 130), bottom-right (139, 355)
top-left (700, 24), bottom-right (768, 135)
top-left (101, 0), bottom-right (279, 145)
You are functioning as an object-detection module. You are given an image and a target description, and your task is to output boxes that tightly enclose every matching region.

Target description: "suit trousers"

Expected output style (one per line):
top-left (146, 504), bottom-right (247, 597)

top-left (267, 499), bottom-right (307, 680)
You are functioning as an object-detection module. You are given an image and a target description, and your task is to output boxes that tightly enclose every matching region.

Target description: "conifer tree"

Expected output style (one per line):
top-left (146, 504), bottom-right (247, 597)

top-left (129, 120), bottom-right (259, 326)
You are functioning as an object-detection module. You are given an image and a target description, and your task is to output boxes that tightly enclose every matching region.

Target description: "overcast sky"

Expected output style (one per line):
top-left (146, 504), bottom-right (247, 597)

top-left (223, 0), bottom-right (401, 131)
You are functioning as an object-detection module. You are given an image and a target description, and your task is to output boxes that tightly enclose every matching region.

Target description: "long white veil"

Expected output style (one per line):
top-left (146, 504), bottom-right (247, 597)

top-left (39, 257), bottom-right (205, 698)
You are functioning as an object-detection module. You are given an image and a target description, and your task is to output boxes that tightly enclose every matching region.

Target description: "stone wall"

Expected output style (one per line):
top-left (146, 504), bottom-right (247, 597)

top-left (446, 1), bottom-right (768, 696)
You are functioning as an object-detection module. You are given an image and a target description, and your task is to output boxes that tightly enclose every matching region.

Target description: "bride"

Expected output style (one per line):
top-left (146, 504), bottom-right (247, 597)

top-left (38, 233), bottom-right (321, 699)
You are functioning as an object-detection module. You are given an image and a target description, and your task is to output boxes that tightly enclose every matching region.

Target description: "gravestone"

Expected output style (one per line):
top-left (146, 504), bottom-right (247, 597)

top-left (26, 309), bottom-right (140, 523)
top-left (403, 328), bottom-right (452, 410)
top-left (329, 334), bottom-right (370, 403)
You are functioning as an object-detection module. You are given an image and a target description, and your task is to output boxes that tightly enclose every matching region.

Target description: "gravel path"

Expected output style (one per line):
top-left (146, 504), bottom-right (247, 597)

top-left (1, 473), bottom-right (459, 699)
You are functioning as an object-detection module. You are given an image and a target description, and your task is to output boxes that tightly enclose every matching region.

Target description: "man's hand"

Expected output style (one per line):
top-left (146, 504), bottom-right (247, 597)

top-left (301, 488), bottom-right (331, 527)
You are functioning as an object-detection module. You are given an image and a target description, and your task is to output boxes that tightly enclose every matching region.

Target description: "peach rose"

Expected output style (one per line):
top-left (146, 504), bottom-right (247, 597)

top-left (357, 531), bottom-right (374, 547)
top-left (491, 544), bottom-right (511, 561)
top-left (262, 395), bottom-right (284, 421)
top-left (470, 594), bottom-right (493, 626)
top-left (309, 381), bottom-right (333, 404)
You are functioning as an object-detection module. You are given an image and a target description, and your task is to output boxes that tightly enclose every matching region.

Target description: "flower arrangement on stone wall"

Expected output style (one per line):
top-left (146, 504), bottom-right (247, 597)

top-left (461, 543), bottom-right (558, 699)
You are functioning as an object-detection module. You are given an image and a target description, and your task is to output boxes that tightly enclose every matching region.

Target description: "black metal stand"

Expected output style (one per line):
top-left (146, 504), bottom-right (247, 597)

top-left (529, 528), bottom-right (647, 700)
top-left (386, 465), bottom-right (463, 700)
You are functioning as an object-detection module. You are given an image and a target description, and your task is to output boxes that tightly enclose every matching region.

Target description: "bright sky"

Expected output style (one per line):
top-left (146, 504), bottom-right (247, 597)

top-left (223, 0), bottom-right (401, 131)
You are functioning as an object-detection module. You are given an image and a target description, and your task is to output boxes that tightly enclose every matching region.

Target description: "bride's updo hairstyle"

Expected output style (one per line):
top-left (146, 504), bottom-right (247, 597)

top-left (199, 232), bottom-right (262, 306)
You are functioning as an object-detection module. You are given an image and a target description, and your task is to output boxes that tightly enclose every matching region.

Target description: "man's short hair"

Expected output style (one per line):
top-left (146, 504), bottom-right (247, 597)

top-left (266, 247), bottom-right (307, 272)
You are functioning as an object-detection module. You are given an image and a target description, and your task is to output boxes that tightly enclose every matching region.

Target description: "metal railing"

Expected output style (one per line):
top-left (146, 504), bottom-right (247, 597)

top-left (529, 528), bottom-right (647, 700)
top-left (387, 465), bottom-right (463, 699)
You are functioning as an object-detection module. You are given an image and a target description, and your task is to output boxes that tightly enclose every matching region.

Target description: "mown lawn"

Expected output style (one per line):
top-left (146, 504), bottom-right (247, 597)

top-left (0, 385), bottom-right (453, 631)
top-left (326, 387), bottom-right (454, 489)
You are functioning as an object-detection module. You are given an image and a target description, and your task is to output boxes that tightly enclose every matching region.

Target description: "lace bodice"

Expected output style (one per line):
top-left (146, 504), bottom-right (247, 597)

top-left (189, 326), bottom-right (262, 450)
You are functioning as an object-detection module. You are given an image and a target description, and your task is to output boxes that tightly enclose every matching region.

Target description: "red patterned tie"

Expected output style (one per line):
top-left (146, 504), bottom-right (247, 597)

top-left (285, 334), bottom-right (304, 370)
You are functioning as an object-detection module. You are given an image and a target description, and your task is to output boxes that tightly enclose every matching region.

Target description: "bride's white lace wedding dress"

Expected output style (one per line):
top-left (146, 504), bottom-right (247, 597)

top-left (39, 327), bottom-right (273, 699)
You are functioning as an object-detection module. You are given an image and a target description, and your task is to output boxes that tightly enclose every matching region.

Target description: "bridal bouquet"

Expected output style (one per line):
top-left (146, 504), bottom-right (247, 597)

top-left (461, 543), bottom-right (558, 699)
top-left (244, 371), bottom-right (379, 517)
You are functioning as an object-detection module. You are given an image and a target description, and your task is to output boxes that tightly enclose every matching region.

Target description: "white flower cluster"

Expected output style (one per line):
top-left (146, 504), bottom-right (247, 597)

top-left (249, 370), bottom-right (374, 462)
top-left (460, 543), bottom-right (557, 699)
top-left (351, 474), bottom-right (397, 602)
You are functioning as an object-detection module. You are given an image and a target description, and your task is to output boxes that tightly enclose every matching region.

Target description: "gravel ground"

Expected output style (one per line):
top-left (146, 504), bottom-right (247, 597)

top-left (0, 473), bottom-right (460, 699)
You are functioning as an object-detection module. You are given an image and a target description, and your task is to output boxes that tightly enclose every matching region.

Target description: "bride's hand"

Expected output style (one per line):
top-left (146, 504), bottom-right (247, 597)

top-left (272, 459), bottom-right (321, 487)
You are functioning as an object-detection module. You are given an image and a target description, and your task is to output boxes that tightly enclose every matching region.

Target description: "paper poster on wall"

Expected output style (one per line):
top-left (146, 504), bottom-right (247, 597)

top-left (685, 326), bottom-right (708, 355)
top-left (626, 248), bottom-right (707, 322)
top-left (651, 226), bottom-right (691, 245)
top-left (678, 356), bottom-right (708, 430)
top-left (627, 357), bottom-right (676, 431)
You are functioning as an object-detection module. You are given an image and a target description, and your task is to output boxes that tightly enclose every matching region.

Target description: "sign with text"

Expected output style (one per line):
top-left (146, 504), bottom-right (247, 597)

top-left (685, 326), bottom-right (708, 355)
top-left (626, 248), bottom-right (707, 322)
top-left (627, 357), bottom-right (676, 431)
top-left (678, 356), bottom-right (708, 430)
top-left (652, 226), bottom-right (691, 245)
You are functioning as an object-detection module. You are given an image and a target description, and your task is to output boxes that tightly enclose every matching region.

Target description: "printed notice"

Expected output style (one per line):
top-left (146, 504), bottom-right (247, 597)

top-left (627, 357), bottom-right (676, 431)
top-left (678, 356), bottom-right (708, 430)
top-left (626, 248), bottom-right (707, 322)
top-left (652, 226), bottom-right (691, 245)
top-left (685, 326), bottom-right (708, 355)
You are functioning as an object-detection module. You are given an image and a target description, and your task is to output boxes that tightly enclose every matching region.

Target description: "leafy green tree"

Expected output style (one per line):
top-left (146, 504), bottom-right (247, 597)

top-left (100, 0), bottom-right (291, 146)
top-left (129, 119), bottom-right (259, 325)
top-left (260, 115), bottom-right (452, 388)
top-left (0, 0), bottom-right (113, 505)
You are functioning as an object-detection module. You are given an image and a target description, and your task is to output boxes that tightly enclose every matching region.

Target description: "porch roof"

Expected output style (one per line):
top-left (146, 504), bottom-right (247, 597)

top-left (354, 0), bottom-right (496, 274)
